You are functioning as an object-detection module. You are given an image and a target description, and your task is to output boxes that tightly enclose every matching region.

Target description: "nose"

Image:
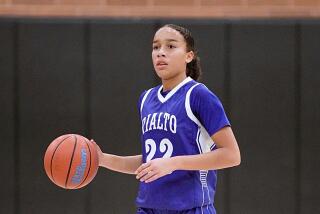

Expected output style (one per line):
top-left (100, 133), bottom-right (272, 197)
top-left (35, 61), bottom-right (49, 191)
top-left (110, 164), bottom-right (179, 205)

top-left (157, 47), bottom-right (166, 57)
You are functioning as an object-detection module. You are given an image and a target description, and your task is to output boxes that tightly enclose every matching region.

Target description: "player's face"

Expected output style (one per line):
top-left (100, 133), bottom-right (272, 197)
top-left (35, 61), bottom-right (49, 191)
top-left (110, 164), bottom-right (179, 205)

top-left (152, 27), bottom-right (193, 81)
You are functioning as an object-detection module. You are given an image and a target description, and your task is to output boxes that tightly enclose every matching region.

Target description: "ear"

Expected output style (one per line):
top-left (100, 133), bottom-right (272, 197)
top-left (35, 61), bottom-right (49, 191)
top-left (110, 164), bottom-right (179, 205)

top-left (186, 51), bottom-right (194, 64)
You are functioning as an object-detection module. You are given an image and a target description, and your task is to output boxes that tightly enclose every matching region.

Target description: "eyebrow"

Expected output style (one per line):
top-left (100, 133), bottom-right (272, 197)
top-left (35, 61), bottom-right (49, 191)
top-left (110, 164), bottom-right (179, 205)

top-left (153, 39), bottom-right (179, 43)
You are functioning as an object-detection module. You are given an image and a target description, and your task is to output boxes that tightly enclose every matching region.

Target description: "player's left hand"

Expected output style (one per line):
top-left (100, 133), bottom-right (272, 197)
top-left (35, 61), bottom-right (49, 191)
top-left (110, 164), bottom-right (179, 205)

top-left (135, 158), bottom-right (175, 183)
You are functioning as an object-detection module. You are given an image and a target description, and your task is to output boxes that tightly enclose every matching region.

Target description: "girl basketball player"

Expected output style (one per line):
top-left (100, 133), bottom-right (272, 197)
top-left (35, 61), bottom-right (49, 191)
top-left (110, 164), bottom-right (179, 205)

top-left (93, 24), bottom-right (241, 214)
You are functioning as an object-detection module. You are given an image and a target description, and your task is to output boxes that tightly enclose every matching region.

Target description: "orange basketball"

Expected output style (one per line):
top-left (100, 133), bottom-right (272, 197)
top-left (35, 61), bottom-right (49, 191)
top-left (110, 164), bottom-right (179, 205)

top-left (44, 134), bottom-right (99, 189)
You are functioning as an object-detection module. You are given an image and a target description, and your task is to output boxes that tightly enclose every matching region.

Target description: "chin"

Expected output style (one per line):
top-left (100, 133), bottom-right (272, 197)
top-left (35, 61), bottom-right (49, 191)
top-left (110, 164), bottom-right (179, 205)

top-left (154, 68), bottom-right (181, 81)
top-left (155, 69), bottom-right (169, 79)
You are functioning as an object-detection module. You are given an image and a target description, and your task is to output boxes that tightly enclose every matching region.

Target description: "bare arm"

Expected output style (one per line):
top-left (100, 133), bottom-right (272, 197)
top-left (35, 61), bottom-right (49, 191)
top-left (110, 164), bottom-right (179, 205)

top-left (92, 140), bottom-right (142, 175)
top-left (172, 126), bottom-right (241, 170)
top-left (99, 153), bottom-right (142, 174)
top-left (136, 126), bottom-right (241, 182)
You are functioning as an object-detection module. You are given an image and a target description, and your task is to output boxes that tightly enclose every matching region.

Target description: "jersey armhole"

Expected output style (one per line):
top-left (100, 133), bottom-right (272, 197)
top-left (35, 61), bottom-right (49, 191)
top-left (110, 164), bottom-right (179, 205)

top-left (185, 83), bottom-right (202, 127)
top-left (185, 83), bottom-right (217, 152)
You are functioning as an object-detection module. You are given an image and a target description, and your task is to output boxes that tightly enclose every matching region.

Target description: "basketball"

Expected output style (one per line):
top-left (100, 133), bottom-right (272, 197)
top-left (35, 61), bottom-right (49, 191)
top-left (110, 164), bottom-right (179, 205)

top-left (44, 134), bottom-right (99, 189)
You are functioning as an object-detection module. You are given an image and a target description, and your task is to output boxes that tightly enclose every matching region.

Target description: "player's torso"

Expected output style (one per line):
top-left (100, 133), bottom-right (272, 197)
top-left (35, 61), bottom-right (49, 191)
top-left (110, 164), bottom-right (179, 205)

top-left (137, 78), bottom-right (216, 210)
top-left (140, 81), bottom-right (199, 163)
top-left (136, 78), bottom-right (219, 211)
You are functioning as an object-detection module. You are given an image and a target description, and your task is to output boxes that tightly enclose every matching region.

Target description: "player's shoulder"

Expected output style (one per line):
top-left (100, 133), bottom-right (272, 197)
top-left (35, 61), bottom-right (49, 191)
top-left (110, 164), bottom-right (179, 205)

top-left (190, 81), bottom-right (218, 99)
top-left (139, 85), bottom-right (159, 98)
top-left (138, 84), bottom-right (160, 105)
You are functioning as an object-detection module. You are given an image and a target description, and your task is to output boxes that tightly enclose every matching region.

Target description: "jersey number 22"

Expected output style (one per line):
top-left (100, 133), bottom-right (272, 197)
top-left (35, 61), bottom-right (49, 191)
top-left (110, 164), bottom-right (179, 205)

top-left (145, 138), bottom-right (173, 162)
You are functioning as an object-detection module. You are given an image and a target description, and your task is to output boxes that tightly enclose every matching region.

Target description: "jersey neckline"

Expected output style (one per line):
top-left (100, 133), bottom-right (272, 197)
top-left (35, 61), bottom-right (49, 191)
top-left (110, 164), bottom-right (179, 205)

top-left (157, 77), bottom-right (193, 103)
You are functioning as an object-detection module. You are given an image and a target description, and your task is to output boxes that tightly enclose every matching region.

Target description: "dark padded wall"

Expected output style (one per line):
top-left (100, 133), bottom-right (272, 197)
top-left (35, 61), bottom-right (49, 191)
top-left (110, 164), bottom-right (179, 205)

top-left (17, 20), bottom-right (88, 214)
top-left (229, 23), bottom-right (296, 214)
top-left (0, 18), bottom-right (319, 214)
top-left (300, 23), bottom-right (320, 214)
top-left (0, 20), bottom-right (15, 214)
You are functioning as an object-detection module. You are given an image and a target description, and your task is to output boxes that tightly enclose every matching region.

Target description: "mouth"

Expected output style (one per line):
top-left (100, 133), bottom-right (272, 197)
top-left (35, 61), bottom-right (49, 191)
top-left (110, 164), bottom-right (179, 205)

top-left (156, 61), bottom-right (168, 70)
top-left (156, 63), bottom-right (168, 70)
top-left (156, 62), bottom-right (168, 66)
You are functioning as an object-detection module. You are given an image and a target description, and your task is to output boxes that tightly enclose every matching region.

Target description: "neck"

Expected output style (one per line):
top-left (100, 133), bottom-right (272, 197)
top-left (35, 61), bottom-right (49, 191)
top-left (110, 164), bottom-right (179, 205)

top-left (162, 73), bottom-right (187, 91)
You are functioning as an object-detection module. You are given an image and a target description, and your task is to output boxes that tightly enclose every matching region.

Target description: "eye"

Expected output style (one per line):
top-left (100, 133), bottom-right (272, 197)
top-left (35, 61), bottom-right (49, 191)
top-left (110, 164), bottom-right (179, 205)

top-left (168, 44), bottom-right (175, 49)
top-left (153, 45), bottom-right (159, 50)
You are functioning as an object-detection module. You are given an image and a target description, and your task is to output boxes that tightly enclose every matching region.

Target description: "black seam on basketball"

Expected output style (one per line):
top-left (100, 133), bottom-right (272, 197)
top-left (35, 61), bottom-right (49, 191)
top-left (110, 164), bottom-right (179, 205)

top-left (76, 139), bottom-right (92, 188)
top-left (50, 135), bottom-right (73, 183)
top-left (65, 135), bottom-right (77, 188)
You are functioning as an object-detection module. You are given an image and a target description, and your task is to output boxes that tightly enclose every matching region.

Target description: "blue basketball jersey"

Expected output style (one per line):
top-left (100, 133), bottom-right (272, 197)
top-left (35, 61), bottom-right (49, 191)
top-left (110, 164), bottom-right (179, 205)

top-left (136, 77), bottom-right (230, 211)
